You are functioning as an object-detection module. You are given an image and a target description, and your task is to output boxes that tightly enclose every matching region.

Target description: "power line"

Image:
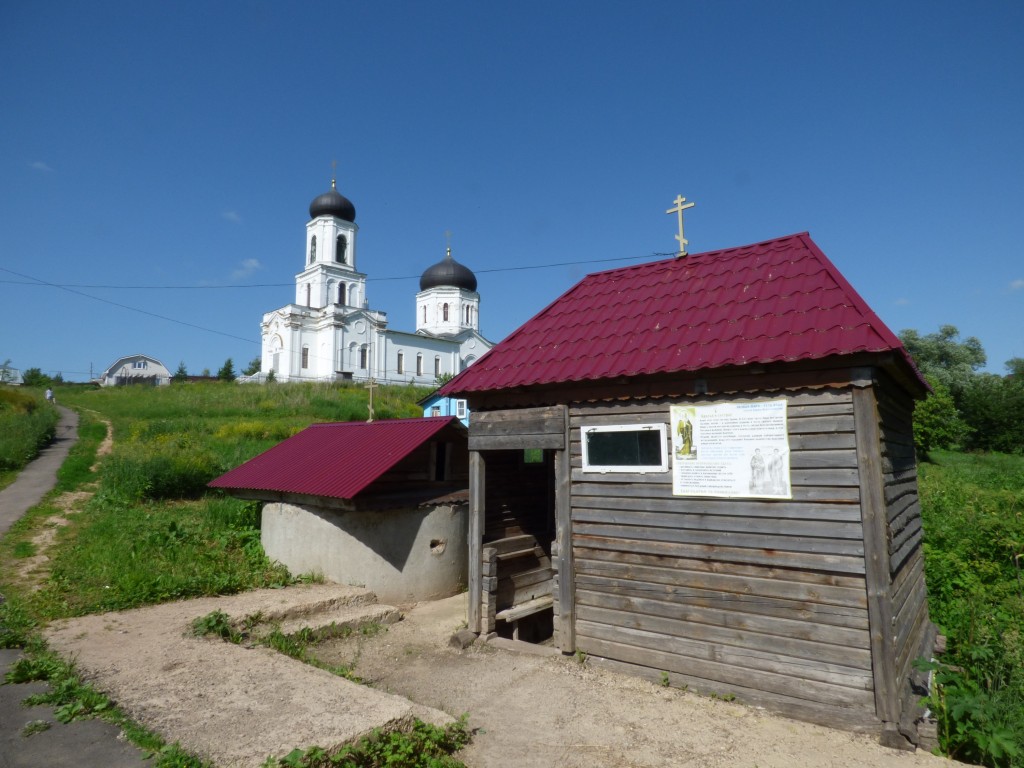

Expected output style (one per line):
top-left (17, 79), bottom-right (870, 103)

top-left (0, 266), bottom-right (257, 346)
top-left (0, 252), bottom-right (664, 291)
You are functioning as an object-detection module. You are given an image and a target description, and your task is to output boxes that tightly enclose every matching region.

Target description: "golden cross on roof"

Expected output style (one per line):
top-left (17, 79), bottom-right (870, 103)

top-left (444, 229), bottom-right (453, 257)
top-left (331, 158), bottom-right (338, 188)
top-left (666, 194), bottom-right (696, 257)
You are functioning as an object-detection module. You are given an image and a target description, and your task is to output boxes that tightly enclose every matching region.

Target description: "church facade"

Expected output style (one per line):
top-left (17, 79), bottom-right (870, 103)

top-left (257, 180), bottom-right (492, 385)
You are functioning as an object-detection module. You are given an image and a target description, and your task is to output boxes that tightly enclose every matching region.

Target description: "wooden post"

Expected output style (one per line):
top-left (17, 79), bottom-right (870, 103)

top-left (555, 406), bottom-right (575, 652)
top-left (852, 373), bottom-right (901, 742)
top-left (467, 450), bottom-right (485, 634)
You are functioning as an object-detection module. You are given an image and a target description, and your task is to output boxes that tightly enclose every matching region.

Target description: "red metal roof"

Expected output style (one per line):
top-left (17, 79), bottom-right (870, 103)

top-left (208, 417), bottom-right (463, 500)
top-left (441, 232), bottom-right (924, 395)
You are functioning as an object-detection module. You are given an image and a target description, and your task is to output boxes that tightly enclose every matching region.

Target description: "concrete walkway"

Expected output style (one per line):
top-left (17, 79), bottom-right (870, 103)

top-left (0, 405), bottom-right (78, 538)
top-left (0, 405), bottom-right (151, 766)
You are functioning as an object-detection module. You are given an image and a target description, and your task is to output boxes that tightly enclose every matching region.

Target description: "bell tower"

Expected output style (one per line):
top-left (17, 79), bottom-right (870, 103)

top-left (296, 178), bottom-right (367, 309)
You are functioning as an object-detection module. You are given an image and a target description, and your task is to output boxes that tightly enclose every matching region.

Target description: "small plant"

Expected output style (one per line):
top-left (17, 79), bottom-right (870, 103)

top-left (660, 671), bottom-right (670, 687)
top-left (574, 649), bottom-right (587, 665)
top-left (191, 610), bottom-right (241, 644)
top-left (264, 715), bottom-right (471, 767)
top-left (21, 719), bottom-right (51, 737)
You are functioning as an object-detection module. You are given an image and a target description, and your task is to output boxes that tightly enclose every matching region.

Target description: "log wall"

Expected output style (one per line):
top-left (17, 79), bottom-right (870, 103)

top-left (568, 389), bottom-right (879, 728)
top-left (876, 380), bottom-right (934, 713)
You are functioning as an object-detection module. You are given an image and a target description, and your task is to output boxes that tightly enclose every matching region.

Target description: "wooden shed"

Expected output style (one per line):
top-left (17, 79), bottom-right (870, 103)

top-left (439, 233), bottom-right (935, 746)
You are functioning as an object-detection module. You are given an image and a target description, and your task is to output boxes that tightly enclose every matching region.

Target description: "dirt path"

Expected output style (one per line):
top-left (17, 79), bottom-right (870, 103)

top-left (312, 595), bottom-right (955, 768)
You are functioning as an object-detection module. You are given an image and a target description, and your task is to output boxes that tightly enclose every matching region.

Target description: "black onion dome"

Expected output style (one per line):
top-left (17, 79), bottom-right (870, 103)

top-left (308, 181), bottom-right (356, 222)
top-left (420, 250), bottom-right (478, 292)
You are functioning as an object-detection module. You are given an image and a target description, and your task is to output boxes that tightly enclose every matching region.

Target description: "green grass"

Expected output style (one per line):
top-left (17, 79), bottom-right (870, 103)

top-left (0, 387), bottom-right (59, 479)
top-left (918, 450), bottom-right (1024, 766)
top-left (0, 381), bottom-right (438, 768)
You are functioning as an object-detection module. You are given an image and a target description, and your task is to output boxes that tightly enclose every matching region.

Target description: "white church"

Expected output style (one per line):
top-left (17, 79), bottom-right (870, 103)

top-left (255, 179), bottom-right (493, 384)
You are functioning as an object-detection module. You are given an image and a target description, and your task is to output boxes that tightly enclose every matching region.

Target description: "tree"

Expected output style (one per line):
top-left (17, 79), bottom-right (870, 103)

top-left (899, 325), bottom-right (986, 403)
top-left (21, 368), bottom-right (50, 387)
top-left (959, 374), bottom-right (1024, 454)
top-left (911, 379), bottom-right (970, 458)
top-left (265, 369), bottom-right (276, 383)
top-left (1005, 357), bottom-right (1024, 378)
top-left (217, 358), bottom-right (236, 382)
top-left (242, 357), bottom-right (261, 376)
top-left (172, 361), bottom-right (188, 383)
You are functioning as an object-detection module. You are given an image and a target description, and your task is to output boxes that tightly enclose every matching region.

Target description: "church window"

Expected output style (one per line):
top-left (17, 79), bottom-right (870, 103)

top-left (301, 346), bottom-right (309, 369)
top-left (360, 345), bottom-right (368, 370)
top-left (397, 351), bottom-right (404, 374)
top-left (309, 236), bottom-right (316, 264)
top-left (336, 235), bottom-right (347, 264)
top-left (443, 303), bottom-right (449, 322)
top-left (338, 283), bottom-right (345, 304)
top-left (305, 284), bottom-right (311, 306)
top-left (434, 356), bottom-right (441, 376)
top-left (465, 306), bottom-right (470, 323)
top-left (422, 306), bottom-right (427, 324)
top-left (416, 354), bottom-right (423, 376)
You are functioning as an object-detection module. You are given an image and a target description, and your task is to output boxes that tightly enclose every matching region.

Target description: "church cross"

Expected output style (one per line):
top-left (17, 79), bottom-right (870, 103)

top-left (444, 229), bottom-right (453, 258)
top-left (666, 194), bottom-right (696, 257)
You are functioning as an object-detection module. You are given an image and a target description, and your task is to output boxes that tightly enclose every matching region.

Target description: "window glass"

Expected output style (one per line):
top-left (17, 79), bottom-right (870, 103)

top-left (581, 424), bottom-right (668, 473)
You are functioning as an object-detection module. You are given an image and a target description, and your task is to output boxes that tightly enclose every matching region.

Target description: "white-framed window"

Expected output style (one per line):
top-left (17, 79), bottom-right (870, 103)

top-left (456, 399), bottom-right (467, 419)
top-left (301, 346), bottom-right (309, 369)
top-left (431, 406), bottom-right (441, 417)
top-left (581, 423), bottom-right (669, 474)
top-left (434, 356), bottom-right (441, 376)
top-left (359, 345), bottom-right (368, 370)
top-left (416, 354), bottom-right (423, 376)
top-left (396, 351), bottom-right (405, 374)
top-left (309, 235), bottom-right (316, 263)
top-left (443, 303), bottom-right (449, 321)
top-left (132, 360), bottom-right (148, 369)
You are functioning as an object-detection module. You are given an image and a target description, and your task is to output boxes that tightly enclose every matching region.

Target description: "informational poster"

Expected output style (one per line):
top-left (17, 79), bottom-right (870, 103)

top-left (671, 399), bottom-right (791, 499)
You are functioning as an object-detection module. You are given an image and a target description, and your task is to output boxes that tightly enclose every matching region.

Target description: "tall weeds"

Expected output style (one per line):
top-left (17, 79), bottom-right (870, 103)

top-left (919, 451), bottom-right (1024, 766)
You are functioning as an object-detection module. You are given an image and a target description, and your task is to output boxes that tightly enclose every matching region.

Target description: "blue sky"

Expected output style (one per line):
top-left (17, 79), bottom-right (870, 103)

top-left (2, 1), bottom-right (1022, 382)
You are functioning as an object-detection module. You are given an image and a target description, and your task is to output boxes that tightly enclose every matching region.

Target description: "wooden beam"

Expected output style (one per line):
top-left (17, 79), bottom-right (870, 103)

top-left (467, 451), bottom-right (485, 634)
top-left (852, 378), bottom-right (901, 730)
top-left (555, 406), bottom-right (575, 652)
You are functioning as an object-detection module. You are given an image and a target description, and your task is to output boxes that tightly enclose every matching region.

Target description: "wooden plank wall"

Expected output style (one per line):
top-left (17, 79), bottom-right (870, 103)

top-left (876, 382), bottom-right (934, 700)
top-left (569, 389), bottom-right (880, 729)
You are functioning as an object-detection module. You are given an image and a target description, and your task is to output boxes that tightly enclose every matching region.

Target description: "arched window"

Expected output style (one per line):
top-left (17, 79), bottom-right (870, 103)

top-left (359, 345), bottom-right (368, 370)
top-left (464, 305), bottom-right (470, 323)
top-left (336, 234), bottom-right (347, 264)
top-left (442, 303), bottom-right (449, 321)
top-left (305, 283), bottom-right (311, 306)
top-left (301, 346), bottom-right (309, 369)
top-left (338, 283), bottom-right (345, 304)
top-left (416, 353), bottom-right (423, 376)
top-left (309, 235), bottom-right (316, 264)
top-left (396, 351), bottom-right (405, 374)
top-left (434, 356), bottom-right (441, 376)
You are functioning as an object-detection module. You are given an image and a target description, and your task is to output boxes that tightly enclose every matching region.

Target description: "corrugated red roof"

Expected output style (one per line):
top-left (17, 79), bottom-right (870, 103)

top-left (209, 417), bottom-right (463, 500)
top-left (441, 232), bottom-right (924, 395)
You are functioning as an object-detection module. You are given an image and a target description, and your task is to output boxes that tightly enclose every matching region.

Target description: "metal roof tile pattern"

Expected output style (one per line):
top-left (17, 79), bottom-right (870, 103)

top-left (208, 417), bottom-right (461, 500)
top-left (441, 232), bottom-right (922, 394)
